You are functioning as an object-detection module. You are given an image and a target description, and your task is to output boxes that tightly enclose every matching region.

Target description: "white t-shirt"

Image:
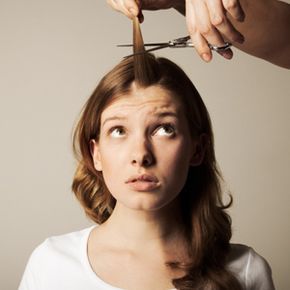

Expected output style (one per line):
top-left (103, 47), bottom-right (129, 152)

top-left (18, 226), bottom-right (275, 290)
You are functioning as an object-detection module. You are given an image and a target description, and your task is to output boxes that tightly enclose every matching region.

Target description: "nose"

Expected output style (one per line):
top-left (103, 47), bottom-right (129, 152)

top-left (130, 136), bottom-right (155, 168)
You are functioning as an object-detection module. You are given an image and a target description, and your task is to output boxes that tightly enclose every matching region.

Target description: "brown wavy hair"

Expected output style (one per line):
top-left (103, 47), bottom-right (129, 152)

top-left (72, 17), bottom-right (242, 290)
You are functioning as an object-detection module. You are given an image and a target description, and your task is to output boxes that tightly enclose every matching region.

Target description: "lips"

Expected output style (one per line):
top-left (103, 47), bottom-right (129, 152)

top-left (126, 174), bottom-right (159, 183)
top-left (125, 174), bottom-right (160, 191)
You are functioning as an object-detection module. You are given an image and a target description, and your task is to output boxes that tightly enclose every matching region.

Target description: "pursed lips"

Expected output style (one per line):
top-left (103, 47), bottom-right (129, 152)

top-left (125, 174), bottom-right (160, 191)
top-left (125, 174), bottom-right (159, 183)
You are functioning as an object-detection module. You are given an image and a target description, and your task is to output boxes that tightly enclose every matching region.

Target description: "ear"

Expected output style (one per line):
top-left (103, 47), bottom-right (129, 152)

top-left (90, 139), bottom-right (102, 171)
top-left (190, 134), bottom-right (208, 166)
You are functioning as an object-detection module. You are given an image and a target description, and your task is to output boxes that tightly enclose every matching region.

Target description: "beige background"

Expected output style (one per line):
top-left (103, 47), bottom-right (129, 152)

top-left (1, 1), bottom-right (289, 289)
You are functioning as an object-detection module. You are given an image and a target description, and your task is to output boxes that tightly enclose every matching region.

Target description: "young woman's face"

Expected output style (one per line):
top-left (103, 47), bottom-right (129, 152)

top-left (91, 84), bottom-right (199, 212)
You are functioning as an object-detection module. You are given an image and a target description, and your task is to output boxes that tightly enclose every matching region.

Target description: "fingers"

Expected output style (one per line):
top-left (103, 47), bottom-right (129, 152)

top-left (207, 0), bottom-right (244, 44)
top-left (186, 0), bottom-right (233, 61)
top-left (106, 0), bottom-right (140, 19)
top-left (186, 0), bottom-right (246, 62)
top-left (197, 0), bottom-right (229, 59)
top-left (107, 0), bottom-right (245, 62)
top-left (222, 0), bottom-right (245, 21)
top-left (186, 0), bottom-right (212, 61)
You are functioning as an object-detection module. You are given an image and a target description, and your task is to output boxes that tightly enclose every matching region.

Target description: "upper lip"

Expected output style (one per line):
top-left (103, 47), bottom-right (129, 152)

top-left (125, 174), bottom-right (159, 183)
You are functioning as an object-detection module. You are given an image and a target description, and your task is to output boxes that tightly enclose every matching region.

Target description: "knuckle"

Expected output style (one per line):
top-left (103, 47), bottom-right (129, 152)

top-left (124, 0), bottom-right (134, 9)
top-left (211, 14), bottom-right (226, 26)
top-left (224, 0), bottom-right (238, 11)
top-left (199, 25), bottom-right (212, 36)
top-left (187, 24), bottom-right (197, 35)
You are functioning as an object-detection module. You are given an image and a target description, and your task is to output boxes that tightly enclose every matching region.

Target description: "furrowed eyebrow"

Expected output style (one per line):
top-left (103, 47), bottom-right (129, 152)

top-left (154, 112), bottom-right (178, 119)
top-left (102, 116), bottom-right (127, 128)
top-left (102, 111), bottom-right (179, 128)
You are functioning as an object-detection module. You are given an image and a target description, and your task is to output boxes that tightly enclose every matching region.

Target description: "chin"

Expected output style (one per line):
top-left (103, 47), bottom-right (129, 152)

top-left (118, 193), bottom-right (179, 212)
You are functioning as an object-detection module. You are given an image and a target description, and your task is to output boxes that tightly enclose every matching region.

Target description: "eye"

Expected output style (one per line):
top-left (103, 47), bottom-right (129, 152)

top-left (154, 123), bottom-right (176, 137)
top-left (109, 126), bottom-right (126, 138)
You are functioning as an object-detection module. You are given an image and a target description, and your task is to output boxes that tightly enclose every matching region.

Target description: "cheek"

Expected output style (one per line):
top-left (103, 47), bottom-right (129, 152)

top-left (100, 147), bottom-right (121, 175)
top-left (98, 143), bottom-right (128, 190)
top-left (158, 138), bottom-right (192, 182)
top-left (161, 136), bottom-right (192, 164)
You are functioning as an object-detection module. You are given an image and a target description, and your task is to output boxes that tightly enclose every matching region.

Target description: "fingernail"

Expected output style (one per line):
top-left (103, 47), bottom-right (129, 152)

top-left (202, 53), bottom-right (211, 62)
top-left (220, 50), bottom-right (233, 59)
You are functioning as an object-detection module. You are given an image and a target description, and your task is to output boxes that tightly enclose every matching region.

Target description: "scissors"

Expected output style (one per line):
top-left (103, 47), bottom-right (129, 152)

top-left (117, 35), bottom-right (232, 58)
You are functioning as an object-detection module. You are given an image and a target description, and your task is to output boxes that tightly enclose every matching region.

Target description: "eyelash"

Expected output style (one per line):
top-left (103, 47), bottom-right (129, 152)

top-left (154, 123), bottom-right (176, 136)
top-left (108, 123), bottom-right (176, 138)
top-left (108, 126), bottom-right (125, 137)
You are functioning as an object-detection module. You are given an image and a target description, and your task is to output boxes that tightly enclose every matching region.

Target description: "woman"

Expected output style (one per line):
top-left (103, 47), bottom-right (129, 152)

top-left (18, 19), bottom-right (275, 290)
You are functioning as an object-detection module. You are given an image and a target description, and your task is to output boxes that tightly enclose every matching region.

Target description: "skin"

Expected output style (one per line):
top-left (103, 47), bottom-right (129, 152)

top-left (88, 84), bottom-right (204, 290)
top-left (107, 0), bottom-right (290, 68)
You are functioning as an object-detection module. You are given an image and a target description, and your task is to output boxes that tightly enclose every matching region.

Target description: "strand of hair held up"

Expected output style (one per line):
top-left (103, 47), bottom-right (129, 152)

top-left (132, 17), bottom-right (158, 86)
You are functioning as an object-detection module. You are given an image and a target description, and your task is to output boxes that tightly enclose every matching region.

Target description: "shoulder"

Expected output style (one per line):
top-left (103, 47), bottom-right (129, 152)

top-left (227, 244), bottom-right (275, 290)
top-left (18, 226), bottom-right (96, 290)
top-left (45, 226), bottom-right (94, 253)
top-left (32, 226), bottom-right (94, 262)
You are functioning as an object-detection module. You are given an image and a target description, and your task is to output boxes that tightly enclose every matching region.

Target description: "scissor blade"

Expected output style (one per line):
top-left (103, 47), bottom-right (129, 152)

top-left (144, 44), bottom-right (169, 52)
top-left (117, 42), bottom-right (168, 47)
top-left (144, 42), bottom-right (168, 47)
top-left (117, 44), bottom-right (133, 47)
top-left (123, 44), bottom-right (169, 58)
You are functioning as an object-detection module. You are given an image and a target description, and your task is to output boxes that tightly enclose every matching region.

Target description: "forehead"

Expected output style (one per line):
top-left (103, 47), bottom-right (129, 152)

top-left (101, 85), bottom-right (183, 121)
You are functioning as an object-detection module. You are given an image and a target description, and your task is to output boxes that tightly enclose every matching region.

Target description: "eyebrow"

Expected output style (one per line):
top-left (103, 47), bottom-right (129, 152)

top-left (102, 116), bottom-right (127, 128)
top-left (102, 111), bottom-right (179, 128)
top-left (154, 111), bottom-right (179, 119)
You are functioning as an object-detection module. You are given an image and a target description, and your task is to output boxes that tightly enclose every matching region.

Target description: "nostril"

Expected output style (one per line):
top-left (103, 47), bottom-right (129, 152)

top-left (142, 153), bottom-right (154, 167)
top-left (130, 142), bottom-right (155, 167)
top-left (131, 154), bottom-right (154, 167)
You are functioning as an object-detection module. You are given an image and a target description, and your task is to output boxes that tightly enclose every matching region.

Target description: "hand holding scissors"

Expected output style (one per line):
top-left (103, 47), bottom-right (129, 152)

top-left (118, 35), bottom-right (232, 58)
top-left (107, 0), bottom-right (244, 62)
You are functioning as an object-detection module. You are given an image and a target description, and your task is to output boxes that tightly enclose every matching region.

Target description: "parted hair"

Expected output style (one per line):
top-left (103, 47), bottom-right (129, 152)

top-left (72, 17), bottom-right (242, 290)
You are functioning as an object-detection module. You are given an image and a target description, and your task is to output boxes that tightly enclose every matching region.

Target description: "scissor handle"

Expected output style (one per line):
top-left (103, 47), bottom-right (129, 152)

top-left (169, 36), bottom-right (191, 47)
top-left (169, 36), bottom-right (232, 52)
top-left (209, 42), bottom-right (232, 52)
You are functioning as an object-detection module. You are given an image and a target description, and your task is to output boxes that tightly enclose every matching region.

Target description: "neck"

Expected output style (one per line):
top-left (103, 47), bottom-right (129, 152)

top-left (102, 199), bottom-right (184, 249)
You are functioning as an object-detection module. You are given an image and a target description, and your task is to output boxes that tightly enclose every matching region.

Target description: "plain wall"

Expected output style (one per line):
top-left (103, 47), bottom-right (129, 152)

top-left (0, 1), bottom-right (289, 289)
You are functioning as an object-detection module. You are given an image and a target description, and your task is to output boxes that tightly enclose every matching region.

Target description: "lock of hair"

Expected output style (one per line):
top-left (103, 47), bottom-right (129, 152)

top-left (132, 17), bottom-right (158, 86)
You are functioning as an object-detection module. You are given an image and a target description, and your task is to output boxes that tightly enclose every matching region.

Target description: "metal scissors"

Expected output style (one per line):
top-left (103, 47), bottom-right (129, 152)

top-left (117, 35), bottom-right (232, 58)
